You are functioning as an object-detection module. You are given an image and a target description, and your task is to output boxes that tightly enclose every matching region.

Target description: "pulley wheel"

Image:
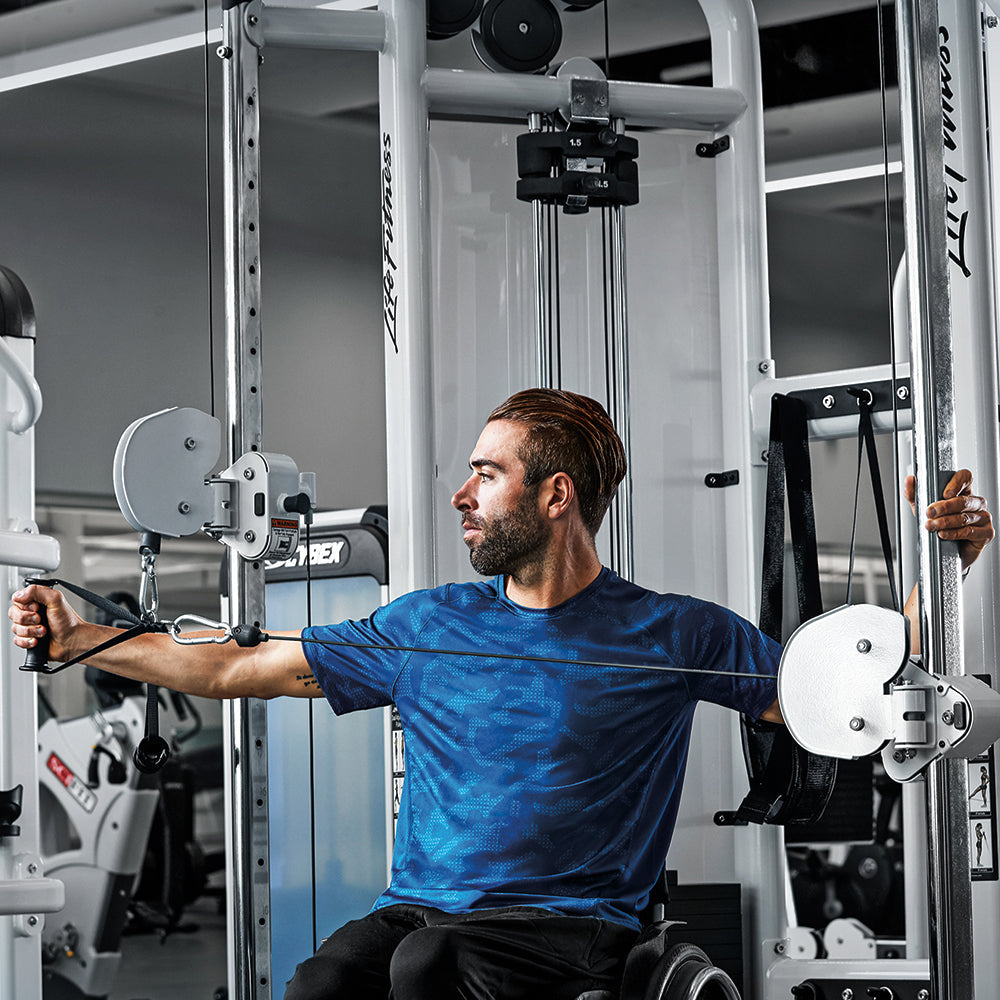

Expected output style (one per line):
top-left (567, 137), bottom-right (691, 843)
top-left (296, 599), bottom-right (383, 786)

top-left (428, 0), bottom-right (484, 40)
top-left (478, 0), bottom-right (562, 73)
top-left (561, 0), bottom-right (604, 9)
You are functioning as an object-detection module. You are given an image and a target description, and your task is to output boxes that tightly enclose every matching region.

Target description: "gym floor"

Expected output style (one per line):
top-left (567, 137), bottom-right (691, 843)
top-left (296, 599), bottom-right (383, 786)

top-left (108, 898), bottom-right (227, 1000)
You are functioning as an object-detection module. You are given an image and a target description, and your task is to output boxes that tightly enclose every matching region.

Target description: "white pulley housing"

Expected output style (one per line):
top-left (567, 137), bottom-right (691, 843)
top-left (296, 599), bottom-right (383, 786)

top-left (113, 406), bottom-right (315, 561)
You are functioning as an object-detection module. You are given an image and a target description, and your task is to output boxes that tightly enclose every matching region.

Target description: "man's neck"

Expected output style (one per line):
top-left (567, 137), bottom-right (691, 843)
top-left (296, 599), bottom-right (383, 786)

top-left (503, 547), bottom-right (604, 609)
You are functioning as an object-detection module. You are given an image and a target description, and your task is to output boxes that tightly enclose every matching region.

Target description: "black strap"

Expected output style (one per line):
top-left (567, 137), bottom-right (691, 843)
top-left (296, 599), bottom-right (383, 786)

top-left (846, 390), bottom-right (900, 612)
top-left (734, 394), bottom-right (837, 827)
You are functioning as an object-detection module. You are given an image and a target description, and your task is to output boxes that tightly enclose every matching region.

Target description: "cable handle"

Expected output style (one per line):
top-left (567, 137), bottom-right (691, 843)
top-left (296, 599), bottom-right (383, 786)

top-left (19, 576), bottom-right (58, 673)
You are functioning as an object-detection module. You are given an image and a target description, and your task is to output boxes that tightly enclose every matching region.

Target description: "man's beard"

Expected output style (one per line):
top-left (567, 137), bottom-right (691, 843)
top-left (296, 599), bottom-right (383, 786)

top-left (463, 487), bottom-right (549, 577)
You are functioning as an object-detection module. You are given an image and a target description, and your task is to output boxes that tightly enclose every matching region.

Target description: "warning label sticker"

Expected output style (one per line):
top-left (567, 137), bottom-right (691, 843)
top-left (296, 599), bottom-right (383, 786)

top-left (269, 519), bottom-right (299, 557)
top-left (47, 753), bottom-right (97, 814)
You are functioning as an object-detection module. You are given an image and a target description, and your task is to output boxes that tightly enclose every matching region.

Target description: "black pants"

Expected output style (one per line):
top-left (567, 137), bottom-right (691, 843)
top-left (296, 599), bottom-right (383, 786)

top-left (282, 904), bottom-right (637, 1000)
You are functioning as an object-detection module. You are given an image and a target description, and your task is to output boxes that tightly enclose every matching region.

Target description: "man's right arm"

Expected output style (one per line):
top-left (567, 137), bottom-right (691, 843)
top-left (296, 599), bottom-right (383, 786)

top-left (8, 583), bottom-right (323, 701)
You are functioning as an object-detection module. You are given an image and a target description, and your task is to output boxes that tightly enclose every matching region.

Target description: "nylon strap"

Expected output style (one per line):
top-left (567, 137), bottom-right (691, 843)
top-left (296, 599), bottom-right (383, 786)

top-left (734, 394), bottom-right (837, 826)
top-left (846, 393), bottom-right (900, 611)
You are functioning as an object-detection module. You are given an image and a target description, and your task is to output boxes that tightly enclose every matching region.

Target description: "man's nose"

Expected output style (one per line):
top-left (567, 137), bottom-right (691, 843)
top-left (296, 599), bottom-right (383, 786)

top-left (451, 477), bottom-right (474, 511)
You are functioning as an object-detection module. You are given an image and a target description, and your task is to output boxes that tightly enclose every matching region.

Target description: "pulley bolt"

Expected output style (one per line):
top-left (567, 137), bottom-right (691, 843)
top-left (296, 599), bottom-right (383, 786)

top-left (244, 468), bottom-right (254, 480)
top-left (248, 14), bottom-right (259, 25)
top-left (823, 394), bottom-right (836, 409)
top-left (893, 750), bottom-right (906, 763)
top-left (178, 502), bottom-right (191, 515)
top-left (217, 45), bottom-right (232, 59)
top-left (856, 639), bottom-right (871, 653)
top-left (27, 915), bottom-right (37, 927)
top-left (758, 361), bottom-right (770, 374)
top-left (27, 863), bottom-right (37, 875)
top-left (849, 717), bottom-right (865, 731)
top-left (244, 531), bottom-right (256, 543)
top-left (942, 710), bottom-right (955, 725)
top-left (184, 437), bottom-right (197, 450)
top-left (896, 385), bottom-right (910, 401)
top-left (519, 20), bottom-right (529, 33)
top-left (917, 991), bottom-right (930, 1000)
top-left (841, 990), bottom-right (853, 1000)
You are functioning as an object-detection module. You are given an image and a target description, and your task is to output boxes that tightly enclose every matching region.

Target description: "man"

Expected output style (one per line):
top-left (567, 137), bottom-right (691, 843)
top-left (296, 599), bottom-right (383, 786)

top-left (9, 389), bottom-right (994, 1000)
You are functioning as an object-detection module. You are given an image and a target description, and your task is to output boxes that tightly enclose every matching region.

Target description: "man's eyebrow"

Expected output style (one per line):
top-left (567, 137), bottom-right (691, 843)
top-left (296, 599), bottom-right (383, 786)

top-left (470, 457), bottom-right (505, 472)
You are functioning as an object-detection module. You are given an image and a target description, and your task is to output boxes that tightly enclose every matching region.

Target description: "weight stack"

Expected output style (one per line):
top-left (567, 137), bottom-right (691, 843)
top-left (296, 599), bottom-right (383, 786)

top-left (659, 871), bottom-right (744, 996)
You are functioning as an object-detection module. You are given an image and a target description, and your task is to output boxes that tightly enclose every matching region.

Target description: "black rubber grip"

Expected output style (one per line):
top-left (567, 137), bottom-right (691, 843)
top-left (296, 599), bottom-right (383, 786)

top-left (21, 603), bottom-right (49, 672)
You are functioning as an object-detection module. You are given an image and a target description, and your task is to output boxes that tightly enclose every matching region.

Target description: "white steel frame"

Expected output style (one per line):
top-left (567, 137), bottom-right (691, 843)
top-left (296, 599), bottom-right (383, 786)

top-left (0, 321), bottom-right (63, 1000)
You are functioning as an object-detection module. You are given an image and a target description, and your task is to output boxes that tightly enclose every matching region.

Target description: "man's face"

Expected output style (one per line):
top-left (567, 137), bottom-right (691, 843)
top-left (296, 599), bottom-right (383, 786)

top-left (451, 420), bottom-right (549, 577)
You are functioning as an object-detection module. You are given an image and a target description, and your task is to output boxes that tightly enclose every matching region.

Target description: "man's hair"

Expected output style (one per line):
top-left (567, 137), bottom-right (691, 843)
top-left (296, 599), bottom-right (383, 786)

top-left (487, 388), bottom-right (627, 536)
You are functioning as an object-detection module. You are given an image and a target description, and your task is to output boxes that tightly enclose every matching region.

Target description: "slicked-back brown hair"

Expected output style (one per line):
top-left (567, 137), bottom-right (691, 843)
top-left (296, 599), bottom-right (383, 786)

top-left (487, 388), bottom-right (627, 536)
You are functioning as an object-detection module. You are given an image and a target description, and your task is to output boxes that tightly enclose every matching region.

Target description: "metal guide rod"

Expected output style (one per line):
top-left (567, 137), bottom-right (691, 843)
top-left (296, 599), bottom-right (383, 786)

top-left (895, 0), bottom-right (973, 997)
top-left (528, 113), bottom-right (553, 388)
top-left (221, 2), bottom-right (272, 998)
top-left (605, 118), bottom-right (633, 582)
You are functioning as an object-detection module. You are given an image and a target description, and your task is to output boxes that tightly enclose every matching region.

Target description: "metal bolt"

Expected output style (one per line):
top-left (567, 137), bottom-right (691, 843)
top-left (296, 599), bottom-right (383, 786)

top-left (758, 361), bottom-right (770, 374)
top-left (988, 15), bottom-right (998, 28)
top-left (761, 450), bottom-right (769, 463)
top-left (27, 863), bottom-right (37, 875)
top-left (773, 941), bottom-right (785, 954)
top-left (841, 990), bottom-right (854, 1000)
top-left (707, 475), bottom-right (717, 486)
top-left (244, 531), bottom-right (256, 543)
top-left (917, 991), bottom-right (930, 1000)
top-left (942, 710), bottom-right (955, 726)
top-left (217, 45), bottom-right (232, 59)
top-left (823, 394), bottom-right (836, 409)
top-left (184, 437), bottom-right (197, 451)
top-left (857, 638), bottom-right (872, 653)
top-left (893, 750), bottom-right (906, 763)
top-left (178, 502), bottom-right (191, 515)
top-left (896, 385), bottom-right (910, 401)
top-left (858, 857), bottom-right (879, 879)
top-left (849, 717), bottom-right (865, 731)
top-left (248, 13), bottom-right (259, 25)
top-left (27, 915), bottom-right (37, 927)
top-left (243, 468), bottom-right (254, 480)
top-left (519, 20), bottom-right (529, 33)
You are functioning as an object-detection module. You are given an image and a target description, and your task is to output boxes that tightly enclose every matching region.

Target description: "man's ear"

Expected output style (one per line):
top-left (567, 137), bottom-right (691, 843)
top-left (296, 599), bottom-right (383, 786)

top-left (542, 472), bottom-right (575, 520)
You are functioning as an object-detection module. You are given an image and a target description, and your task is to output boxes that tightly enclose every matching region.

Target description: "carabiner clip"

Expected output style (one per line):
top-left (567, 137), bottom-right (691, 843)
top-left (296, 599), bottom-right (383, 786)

top-left (170, 614), bottom-right (233, 645)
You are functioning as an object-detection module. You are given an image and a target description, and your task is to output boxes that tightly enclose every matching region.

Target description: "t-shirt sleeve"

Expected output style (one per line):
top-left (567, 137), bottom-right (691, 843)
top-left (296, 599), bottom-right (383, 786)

top-left (680, 600), bottom-right (781, 719)
top-left (302, 589), bottom-right (437, 715)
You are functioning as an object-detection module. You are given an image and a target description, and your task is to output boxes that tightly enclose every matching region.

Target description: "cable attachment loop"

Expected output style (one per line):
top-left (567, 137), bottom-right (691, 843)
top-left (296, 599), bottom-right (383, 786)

top-left (138, 532), bottom-right (161, 622)
top-left (169, 614), bottom-right (233, 645)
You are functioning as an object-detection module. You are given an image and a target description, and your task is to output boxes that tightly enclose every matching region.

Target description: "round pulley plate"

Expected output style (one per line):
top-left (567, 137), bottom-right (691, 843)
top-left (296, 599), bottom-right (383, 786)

top-left (777, 603), bottom-right (909, 759)
top-left (427, 0), bottom-right (484, 39)
top-left (477, 0), bottom-right (562, 73)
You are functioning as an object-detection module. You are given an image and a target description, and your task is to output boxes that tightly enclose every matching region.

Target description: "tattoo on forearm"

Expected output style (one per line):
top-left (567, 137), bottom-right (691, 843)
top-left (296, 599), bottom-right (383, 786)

top-left (296, 673), bottom-right (319, 690)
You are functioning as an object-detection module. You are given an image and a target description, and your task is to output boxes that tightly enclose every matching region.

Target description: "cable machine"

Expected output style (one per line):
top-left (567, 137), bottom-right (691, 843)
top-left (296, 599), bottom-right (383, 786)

top-left (4, 0), bottom-right (1000, 999)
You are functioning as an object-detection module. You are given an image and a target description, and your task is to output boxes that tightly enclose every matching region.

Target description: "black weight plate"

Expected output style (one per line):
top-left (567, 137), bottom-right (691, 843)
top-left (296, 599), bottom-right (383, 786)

top-left (479, 0), bottom-right (562, 72)
top-left (428, 0), bottom-right (484, 39)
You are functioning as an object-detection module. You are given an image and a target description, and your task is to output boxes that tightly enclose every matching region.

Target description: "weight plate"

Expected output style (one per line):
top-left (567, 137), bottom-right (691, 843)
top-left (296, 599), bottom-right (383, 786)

top-left (427, 0), bottom-right (484, 39)
top-left (479, 0), bottom-right (562, 73)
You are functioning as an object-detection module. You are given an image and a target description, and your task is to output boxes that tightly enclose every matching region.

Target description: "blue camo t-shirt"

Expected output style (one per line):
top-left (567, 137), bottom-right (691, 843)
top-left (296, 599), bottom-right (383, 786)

top-left (302, 567), bottom-right (779, 930)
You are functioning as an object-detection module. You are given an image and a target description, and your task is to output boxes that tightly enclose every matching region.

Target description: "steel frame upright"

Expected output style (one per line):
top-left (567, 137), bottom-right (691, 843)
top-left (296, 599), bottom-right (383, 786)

top-left (220, 3), bottom-right (270, 999)
top-left (897, 0), bottom-right (974, 997)
top-left (0, 318), bottom-right (61, 1000)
